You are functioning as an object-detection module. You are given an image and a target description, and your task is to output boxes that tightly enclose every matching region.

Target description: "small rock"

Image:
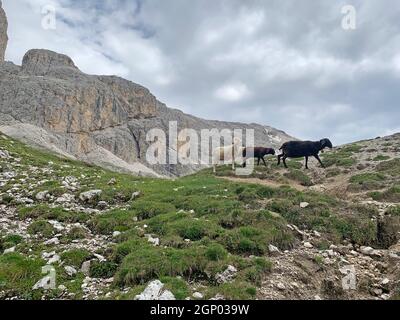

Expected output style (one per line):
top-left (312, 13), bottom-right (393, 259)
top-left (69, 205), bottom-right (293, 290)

top-left (134, 280), bottom-right (175, 300)
top-left (300, 202), bottom-right (309, 208)
top-left (65, 266), bottom-right (77, 277)
top-left (304, 242), bottom-right (313, 249)
top-left (210, 294), bottom-right (225, 300)
top-left (97, 201), bottom-right (109, 210)
top-left (81, 261), bottom-right (91, 276)
top-left (131, 191), bottom-right (141, 200)
top-left (33, 276), bottom-right (54, 290)
top-left (145, 234), bottom-right (160, 246)
top-left (215, 265), bottom-right (237, 284)
top-left (58, 285), bottom-right (67, 291)
top-left (268, 244), bottom-right (280, 256)
top-left (372, 288), bottom-right (383, 296)
top-left (55, 193), bottom-right (75, 204)
top-left (47, 254), bottom-right (60, 265)
top-left (44, 238), bottom-right (60, 245)
top-left (36, 191), bottom-right (49, 201)
top-left (360, 246), bottom-right (374, 256)
top-left (79, 190), bottom-right (102, 202)
top-left (94, 253), bottom-right (106, 262)
top-left (193, 292), bottom-right (204, 299)
top-left (3, 246), bottom-right (16, 254)
top-left (276, 282), bottom-right (286, 291)
top-left (107, 178), bottom-right (116, 185)
top-left (113, 231), bottom-right (122, 238)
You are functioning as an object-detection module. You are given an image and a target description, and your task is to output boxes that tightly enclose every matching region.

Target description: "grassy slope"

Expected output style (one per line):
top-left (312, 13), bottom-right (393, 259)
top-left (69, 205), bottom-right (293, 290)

top-left (1, 133), bottom-right (399, 300)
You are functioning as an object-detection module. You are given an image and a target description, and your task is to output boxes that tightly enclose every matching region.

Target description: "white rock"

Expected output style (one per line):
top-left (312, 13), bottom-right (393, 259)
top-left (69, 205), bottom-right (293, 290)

top-left (79, 190), bottom-right (102, 202)
top-left (65, 266), bottom-right (77, 277)
top-left (193, 292), bottom-right (204, 299)
top-left (360, 246), bottom-right (374, 256)
top-left (81, 261), bottom-right (91, 276)
top-left (32, 276), bottom-right (53, 290)
top-left (304, 242), bottom-right (313, 249)
top-left (113, 231), bottom-right (121, 238)
top-left (35, 190), bottom-right (49, 201)
top-left (277, 282), bottom-right (286, 290)
top-left (268, 244), bottom-right (280, 256)
top-left (145, 234), bottom-right (160, 246)
top-left (4, 246), bottom-right (16, 254)
top-left (381, 278), bottom-right (390, 285)
top-left (134, 280), bottom-right (176, 301)
top-left (97, 201), bottom-right (109, 210)
top-left (94, 253), bottom-right (106, 262)
top-left (42, 251), bottom-right (56, 259)
top-left (131, 191), bottom-right (141, 200)
top-left (300, 202), bottom-right (310, 208)
top-left (44, 237), bottom-right (60, 245)
top-left (215, 265), bottom-right (237, 284)
top-left (47, 254), bottom-right (60, 265)
top-left (55, 193), bottom-right (75, 204)
top-left (58, 285), bottom-right (67, 291)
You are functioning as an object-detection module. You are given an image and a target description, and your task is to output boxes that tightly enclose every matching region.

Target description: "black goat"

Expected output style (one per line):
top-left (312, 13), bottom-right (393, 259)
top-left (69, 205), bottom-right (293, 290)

top-left (242, 147), bottom-right (275, 167)
top-left (277, 138), bottom-right (333, 169)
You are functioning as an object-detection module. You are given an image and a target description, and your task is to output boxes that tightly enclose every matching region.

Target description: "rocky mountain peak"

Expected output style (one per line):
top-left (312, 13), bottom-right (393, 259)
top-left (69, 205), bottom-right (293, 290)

top-left (22, 49), bottom-right (80, 76)
top-left (0, 0), bottom-right (8, 62)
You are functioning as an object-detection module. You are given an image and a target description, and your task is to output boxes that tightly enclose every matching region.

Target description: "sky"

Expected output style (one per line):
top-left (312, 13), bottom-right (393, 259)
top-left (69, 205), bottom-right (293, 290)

top-left (2, 0), bottom-right (400, 144)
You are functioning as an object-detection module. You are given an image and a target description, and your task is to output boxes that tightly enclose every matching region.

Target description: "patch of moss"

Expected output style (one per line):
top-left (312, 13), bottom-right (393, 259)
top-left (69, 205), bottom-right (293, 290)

top-left (61, 249), bottom-right (91, 268)
top-left (27, 220), bottom-right (55, 238)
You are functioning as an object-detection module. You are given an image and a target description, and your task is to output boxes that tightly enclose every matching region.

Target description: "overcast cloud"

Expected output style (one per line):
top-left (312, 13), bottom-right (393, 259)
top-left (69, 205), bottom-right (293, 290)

top-left (3, 0), bottom-right (400, 144)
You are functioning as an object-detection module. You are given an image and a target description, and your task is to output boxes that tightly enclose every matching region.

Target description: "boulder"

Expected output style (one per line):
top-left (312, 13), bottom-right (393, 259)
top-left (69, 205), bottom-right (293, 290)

top-left (134, 280), bottom-right (176, 300)
top-left (79, 190), bottom-right (102, 202)
top-left (215, 265), bottom-right (237, 284)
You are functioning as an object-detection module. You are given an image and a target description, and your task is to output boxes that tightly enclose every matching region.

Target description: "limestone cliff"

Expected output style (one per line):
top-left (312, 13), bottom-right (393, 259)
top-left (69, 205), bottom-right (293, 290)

top-left (0, 48), bottom-right (293, 177)
top-left (0, 0), bottom-right (8, 62)
top-left (0, 4), bottom-right (293, 177)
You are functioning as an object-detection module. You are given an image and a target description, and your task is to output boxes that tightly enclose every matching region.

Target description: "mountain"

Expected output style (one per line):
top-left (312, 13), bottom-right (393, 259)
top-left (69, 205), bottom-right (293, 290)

top-left (0, 1), bottom-right (7, 62)
top-left (0, 3), bottom-right (293, 177)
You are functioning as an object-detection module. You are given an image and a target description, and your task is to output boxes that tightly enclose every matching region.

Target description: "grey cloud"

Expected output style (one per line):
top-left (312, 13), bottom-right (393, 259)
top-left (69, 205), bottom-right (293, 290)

top-left (3, 0), bottom-right (400, 144)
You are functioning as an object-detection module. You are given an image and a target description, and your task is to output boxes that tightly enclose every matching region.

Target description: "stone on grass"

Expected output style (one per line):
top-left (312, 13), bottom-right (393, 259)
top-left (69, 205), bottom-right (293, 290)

top-left (134, 280), bottom-right (176, 301)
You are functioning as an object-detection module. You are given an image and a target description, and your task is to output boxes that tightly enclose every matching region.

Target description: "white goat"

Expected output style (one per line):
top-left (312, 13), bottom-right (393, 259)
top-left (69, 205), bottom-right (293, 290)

top-left (212, 138), bottom-right (243, 173)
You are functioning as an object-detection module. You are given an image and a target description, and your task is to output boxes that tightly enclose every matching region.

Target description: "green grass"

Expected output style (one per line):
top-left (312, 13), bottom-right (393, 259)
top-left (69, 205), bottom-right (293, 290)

top-left (1, 132), bottom-right (394, 299)
top-left (373, 155), bottom-right (390, 162)
top-left (0, 253), bottom-right (44, 299)
top-left (27, 220), bottom-right (55, 238)
top-left (322, 145), bottom-right (360, 168)
top-left (369, 186), bottom-right (400, 202)
top-left (349, 173), bottom-right (386, 184)
top-left (284, 169), bottom-right (313, 186)
top-left (376, 158), bottom-right (400, 176)
top-left (61, 249), bottom-right (91, 268)
top-left (348, 173), bottom-right (387, 192)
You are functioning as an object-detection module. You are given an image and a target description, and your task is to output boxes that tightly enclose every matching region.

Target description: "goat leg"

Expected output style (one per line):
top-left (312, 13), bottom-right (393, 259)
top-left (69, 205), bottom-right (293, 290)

top-left (277, 154), bottom-right (282, 166)
top-left (314, 154), bottom-right (324, 168)
top-left (262, 156), bottom-right (267, 167)
top-left (283, 156), bottom-right (288, 169)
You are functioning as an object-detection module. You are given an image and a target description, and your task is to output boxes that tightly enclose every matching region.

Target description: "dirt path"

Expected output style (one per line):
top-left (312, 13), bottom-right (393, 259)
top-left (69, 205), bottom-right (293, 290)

top-left (219, 176), bottom-right (307, 192)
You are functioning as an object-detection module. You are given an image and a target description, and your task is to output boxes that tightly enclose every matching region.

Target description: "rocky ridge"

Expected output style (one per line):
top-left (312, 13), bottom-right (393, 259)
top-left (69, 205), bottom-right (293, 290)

top-left (0, 3), bottom-right (293, 178)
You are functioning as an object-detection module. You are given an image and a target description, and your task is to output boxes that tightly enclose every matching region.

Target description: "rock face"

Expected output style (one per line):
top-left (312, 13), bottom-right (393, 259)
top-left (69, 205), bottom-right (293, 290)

top-left (0, 6), bottom-right (293, 177)
top-left (0, 0), bottom-right (8, 62)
